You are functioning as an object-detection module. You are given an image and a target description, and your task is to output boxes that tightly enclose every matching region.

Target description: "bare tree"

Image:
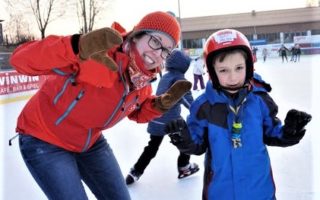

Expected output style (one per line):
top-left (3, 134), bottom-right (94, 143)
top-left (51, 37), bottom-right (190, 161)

top-left (4, 14), bottom-right (35, 45)
top-left (76, 0), bottom-right (108, 33)
top-left (5, 0), bottom-right (66, 39)
top-left (30, 0), bottom-right (69, 38)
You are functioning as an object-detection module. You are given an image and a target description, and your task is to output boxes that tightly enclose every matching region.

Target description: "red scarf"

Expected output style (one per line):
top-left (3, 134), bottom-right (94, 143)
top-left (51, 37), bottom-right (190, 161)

top-left (127, 45), bottom-right (158, 90)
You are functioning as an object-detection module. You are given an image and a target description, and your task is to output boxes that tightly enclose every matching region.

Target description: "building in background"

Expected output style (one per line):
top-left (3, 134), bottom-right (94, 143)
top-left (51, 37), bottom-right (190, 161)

top-left (180, 7), bottom-right (320, 57)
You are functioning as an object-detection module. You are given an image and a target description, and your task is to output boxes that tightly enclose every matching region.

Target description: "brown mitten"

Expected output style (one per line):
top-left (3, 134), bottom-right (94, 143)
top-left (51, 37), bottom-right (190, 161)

top-left (153, 80), bottom-right (192, 113)
top-left (79, 27), bottom-right (123, 71)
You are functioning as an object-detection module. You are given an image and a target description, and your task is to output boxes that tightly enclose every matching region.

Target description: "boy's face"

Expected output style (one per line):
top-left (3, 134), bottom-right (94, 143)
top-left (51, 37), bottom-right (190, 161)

top-left (214, 52), bottom-right (246, 93)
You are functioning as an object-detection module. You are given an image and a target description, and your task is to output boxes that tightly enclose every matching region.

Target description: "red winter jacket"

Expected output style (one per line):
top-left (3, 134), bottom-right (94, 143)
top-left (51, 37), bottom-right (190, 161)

top-left (10, 35), bottom-right (162, 152)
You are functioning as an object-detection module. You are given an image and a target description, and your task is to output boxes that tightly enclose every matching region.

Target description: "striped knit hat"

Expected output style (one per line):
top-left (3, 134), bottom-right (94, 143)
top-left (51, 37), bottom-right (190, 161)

top-left (133, 11), bottom-right (181, 46)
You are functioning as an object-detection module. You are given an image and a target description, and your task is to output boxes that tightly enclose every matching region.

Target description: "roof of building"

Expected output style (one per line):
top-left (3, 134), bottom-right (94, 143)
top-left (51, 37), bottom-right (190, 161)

top-left (180, 7), bottom-right (320, 32)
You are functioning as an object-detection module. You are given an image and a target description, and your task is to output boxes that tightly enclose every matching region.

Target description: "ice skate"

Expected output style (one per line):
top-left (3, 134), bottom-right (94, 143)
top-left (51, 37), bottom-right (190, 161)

top-left (125, 168), bottom-right (141, 185)
top-left (178, 163), bottom-right (199, 179)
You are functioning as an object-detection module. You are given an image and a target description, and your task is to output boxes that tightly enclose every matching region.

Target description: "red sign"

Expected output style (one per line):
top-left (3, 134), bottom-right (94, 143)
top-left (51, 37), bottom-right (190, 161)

top-left (0, 70), bottom-right (47, 95)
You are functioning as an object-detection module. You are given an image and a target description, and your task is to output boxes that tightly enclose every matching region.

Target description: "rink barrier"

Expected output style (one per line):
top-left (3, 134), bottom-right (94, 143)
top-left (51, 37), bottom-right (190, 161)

top-left (0, 94), bottom-right (34, 105)
top-left (0, 70), bottom-right (47, 104)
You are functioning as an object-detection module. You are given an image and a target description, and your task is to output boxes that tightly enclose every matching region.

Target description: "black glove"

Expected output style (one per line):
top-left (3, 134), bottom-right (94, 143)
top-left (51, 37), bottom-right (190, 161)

top-left (166, 119), bottom-right (190, 145)
top-left (282, 109), bottom-right (312, 142)
top-left (165, 119), bottom-right (206, 155)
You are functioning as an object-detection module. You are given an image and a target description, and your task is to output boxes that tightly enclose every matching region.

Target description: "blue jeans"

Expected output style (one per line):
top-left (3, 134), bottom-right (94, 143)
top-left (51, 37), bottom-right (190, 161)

top-left (19, 134), bottom-right (131, 200)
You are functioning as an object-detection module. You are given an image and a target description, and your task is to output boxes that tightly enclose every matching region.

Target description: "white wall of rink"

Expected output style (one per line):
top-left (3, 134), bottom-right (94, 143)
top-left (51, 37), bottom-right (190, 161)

top-left (1, 55), bottom-right (320, 200)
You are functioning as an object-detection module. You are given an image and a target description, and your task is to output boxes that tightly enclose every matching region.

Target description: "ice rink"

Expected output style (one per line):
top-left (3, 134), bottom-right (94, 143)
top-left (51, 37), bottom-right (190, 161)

top-left (1, 54), bottom-right (319, 200)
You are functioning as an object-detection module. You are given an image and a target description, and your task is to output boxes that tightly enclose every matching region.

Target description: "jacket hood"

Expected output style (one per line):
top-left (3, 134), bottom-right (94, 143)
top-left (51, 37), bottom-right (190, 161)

top-left (165, 49), bottom-right (191, 74)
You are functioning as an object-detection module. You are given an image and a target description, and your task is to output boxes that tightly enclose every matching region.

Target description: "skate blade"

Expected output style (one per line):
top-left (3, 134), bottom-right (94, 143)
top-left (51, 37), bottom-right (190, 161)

top-left (178, 168), bottom-right (200, 179)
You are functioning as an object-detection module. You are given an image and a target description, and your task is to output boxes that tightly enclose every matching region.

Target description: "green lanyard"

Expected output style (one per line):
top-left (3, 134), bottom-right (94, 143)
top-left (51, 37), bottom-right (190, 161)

top-left (228, 94), bottom-right (247, 149)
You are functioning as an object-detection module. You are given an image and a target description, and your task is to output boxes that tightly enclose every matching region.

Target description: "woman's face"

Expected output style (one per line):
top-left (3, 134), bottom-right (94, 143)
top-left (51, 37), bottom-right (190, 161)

top-left (214, 52), bottom-right (246, 93)
top-left (134, 32), bottom-right (174, 71)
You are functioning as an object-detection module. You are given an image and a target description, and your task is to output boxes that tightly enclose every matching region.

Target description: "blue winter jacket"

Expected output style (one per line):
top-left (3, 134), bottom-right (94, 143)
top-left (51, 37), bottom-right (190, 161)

top-left (147, 69), bottom-right (193, 136)
top-left (187, 80), bottom-right (284, 200)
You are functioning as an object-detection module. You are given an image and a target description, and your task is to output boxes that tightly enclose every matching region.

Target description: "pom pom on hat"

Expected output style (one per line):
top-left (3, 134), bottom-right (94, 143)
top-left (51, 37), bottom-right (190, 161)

top-left (165, 49), bottom-right (191, 73)
top-left (133, 11), bottom-right (181, 46)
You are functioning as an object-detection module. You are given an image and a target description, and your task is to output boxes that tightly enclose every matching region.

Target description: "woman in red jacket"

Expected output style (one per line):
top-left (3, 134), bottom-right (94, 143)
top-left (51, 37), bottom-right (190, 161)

top-left (10, 11), bottom-right (191, 200)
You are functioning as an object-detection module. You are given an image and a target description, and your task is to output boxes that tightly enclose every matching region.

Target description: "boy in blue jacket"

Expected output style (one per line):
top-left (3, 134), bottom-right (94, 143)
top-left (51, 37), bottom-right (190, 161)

top-left (126, 49), bottom-right (199, 185)
top-left (165, 29), bottom-right (312, 200)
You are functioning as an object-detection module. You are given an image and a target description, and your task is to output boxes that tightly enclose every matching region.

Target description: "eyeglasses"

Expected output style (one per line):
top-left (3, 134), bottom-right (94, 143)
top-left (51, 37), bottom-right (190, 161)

top-left (147, 34), bottom-right (172, 59)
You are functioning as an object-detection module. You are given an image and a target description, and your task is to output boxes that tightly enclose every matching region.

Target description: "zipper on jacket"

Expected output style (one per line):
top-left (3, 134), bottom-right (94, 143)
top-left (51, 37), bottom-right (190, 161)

top-left (53, 76), bottom-right (73, 104)
top-left (81, 128), bottom-right (92, 152)
top-left (103, 61), bottom-right (129, 128)
top-left (52, 69), bottom-right (77, 104)
top-left (55, 89), bottom-right (85, 125)
top-left (115, 95), bottom-right (139, 123)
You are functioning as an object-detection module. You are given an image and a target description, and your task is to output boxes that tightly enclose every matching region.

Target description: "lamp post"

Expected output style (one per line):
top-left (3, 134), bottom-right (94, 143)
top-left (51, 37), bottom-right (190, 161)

top-left (177, 0), bottom-right (183, 49)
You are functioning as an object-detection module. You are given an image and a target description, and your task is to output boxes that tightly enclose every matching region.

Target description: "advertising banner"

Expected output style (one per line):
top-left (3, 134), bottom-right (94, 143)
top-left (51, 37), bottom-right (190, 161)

top-left (0, 70), bottom-right (46, 95)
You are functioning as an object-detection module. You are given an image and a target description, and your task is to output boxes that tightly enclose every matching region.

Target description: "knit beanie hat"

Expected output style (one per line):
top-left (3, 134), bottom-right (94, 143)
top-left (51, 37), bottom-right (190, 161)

top-left (133, 11), bottom-right (181, 46)
top-left (165, 49), bottom-right (191, 73)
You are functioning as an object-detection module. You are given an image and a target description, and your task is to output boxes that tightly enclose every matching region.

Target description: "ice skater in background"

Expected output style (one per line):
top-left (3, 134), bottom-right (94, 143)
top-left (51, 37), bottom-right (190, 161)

top-left (126, 49), bottom-right (199, 185)
top-left (251, 46), bottom-right (258, 62)
top-left (165, 29), bottom-right (312, 200)
top-left (9, 11), bottom-right (192, 200)
top-left (295, 44), bottom-right (301, 62)
top-left (192, 56), bottom-right (206, 91)
top-left (278, 44), bottom-right (289, 63)
top-left (262, 47), bottom-right (268, 62)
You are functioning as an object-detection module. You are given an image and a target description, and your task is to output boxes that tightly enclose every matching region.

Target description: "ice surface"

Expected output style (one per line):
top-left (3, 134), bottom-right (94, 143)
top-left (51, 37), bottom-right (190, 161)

top-left (1, 55), bottom-right (319, 200)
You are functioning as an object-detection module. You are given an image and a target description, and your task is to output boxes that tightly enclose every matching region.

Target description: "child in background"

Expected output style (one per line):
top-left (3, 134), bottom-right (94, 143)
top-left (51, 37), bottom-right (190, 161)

top-left (192, 56), bottom-right (206, 91)
top-left (165, 29), bottom-right (312, 200)
top-left (126, 49), bottom-right (199, 185)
